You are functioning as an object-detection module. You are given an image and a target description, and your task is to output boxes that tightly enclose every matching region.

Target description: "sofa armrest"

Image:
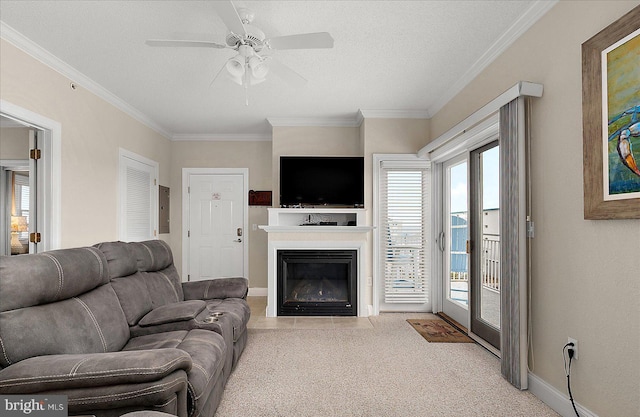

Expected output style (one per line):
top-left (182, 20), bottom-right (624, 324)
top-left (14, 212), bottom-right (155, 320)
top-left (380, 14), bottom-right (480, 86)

top-left (182, 277), bottom-right (249, 300)
top-left (138, 300), bottom-right (206, 327)
top-left (0, 348), bottom-right (191, 394)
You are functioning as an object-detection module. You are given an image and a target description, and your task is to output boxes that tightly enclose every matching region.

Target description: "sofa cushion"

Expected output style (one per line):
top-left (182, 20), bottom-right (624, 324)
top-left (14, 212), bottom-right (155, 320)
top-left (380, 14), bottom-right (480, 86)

top-left (141, 267), bottom-right (184, 308)
top-left (0, 247), bottom-right (108, 312)
top-left (94, 241), bottom-right (139, 279)
top-left (123, 330), bottom-right (226, 417)
top-left (0, 348), bottom-right (191, 394)
top-left (111, 272), bottom-right (154, 326)
top-left (0, 284), bottom-right (130, 366)
top-left (139, 301), bottom-right (207, 327)
top-left (132, 240), bottom-right (174, 272)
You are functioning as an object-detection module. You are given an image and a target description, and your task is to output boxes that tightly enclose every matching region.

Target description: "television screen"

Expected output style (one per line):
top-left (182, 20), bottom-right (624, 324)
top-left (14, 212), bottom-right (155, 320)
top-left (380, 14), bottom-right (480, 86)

top-left (280, 156), bottom-right (364, 207)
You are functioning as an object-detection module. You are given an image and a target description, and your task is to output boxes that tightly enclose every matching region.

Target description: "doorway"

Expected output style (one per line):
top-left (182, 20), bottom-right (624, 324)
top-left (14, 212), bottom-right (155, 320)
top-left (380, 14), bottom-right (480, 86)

top-left (433, 114), bottom-right (501, 351)
top-left (182, 168), bottom-right (248, 281)
top-left (0, 114), bottom-right (45, 255)
top-left (1, 101), bottom-right (61, 253)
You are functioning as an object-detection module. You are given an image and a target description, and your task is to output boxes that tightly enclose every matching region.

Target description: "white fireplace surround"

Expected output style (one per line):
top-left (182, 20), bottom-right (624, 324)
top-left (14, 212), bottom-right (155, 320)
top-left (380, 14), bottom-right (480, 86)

top-left (266, 240), bottom-right (367, 317)
top-left (260, 208), bottom-right (372, 317)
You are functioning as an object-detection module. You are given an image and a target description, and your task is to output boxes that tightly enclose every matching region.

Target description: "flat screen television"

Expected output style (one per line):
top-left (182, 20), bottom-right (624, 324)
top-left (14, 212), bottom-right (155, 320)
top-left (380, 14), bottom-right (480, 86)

top-left (280, 156), bottom-right (364, 207)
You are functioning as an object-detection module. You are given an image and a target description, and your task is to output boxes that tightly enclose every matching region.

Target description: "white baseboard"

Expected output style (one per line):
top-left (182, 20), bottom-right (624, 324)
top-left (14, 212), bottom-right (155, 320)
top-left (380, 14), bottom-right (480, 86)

top-left (528, 372), bottom-right (598, 417)
top-left (248, 287), bottom-right (267, 297)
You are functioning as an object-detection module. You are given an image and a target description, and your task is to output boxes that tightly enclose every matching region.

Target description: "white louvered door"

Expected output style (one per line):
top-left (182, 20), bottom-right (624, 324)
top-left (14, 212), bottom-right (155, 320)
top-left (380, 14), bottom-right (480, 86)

top-left (119, 149), bottom-right (158, 242)
top-left (377, 159), bottom-right (431, 312)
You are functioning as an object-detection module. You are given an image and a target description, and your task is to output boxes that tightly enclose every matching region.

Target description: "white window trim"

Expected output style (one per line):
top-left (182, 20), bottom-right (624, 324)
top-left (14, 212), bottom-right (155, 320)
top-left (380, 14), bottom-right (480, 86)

top-left (118, 148), bottom-right (158, 241)
top-left (372, 153), bottom-right (431, 315)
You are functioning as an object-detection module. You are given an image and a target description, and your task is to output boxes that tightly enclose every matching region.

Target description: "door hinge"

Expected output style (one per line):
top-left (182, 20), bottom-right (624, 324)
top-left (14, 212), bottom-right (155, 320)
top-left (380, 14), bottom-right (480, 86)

top-left (30, 148), bottom-right (41, 160)
top-left (154, 179), bottom-right (157, 186)
top-left (187, 274), bottom-right (191, 281)
top-left (466, 240), bottom-right (471, 254)
top-left (29, 232), bottom-right (41, 243)
top-left (187, 230), bottom-right (190, 238)
top-left (188, 186), bottom-right (190, 194)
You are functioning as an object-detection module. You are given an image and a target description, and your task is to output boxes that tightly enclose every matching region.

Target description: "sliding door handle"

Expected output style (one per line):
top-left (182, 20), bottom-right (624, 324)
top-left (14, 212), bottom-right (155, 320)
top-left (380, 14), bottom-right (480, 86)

top-left (438, 231), bottom-right (445, 252)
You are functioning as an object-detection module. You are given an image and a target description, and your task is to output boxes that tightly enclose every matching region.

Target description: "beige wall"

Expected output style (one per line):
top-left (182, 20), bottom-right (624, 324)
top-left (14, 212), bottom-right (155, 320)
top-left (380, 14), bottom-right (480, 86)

top-left (428, 2), bottom-right (639, 416)
top-left (271, 126), bottom-right (362, 207)
top-left (169, 140), bottom-right (272, 287)
top-left (0, 39), bottom-right (172, 248)
top-left (0, 127), bottom-right (30, 159)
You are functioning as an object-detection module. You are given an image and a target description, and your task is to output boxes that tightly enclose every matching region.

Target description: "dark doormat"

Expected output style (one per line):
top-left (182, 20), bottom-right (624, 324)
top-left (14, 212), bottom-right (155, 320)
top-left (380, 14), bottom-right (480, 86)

top-left (407, 319), bottom-right (475, 343)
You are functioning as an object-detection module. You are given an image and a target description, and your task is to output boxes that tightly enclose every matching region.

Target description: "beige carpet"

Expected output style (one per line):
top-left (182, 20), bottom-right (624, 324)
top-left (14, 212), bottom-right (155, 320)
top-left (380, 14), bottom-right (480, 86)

top-left (215, 313), bottom-right (559, 417)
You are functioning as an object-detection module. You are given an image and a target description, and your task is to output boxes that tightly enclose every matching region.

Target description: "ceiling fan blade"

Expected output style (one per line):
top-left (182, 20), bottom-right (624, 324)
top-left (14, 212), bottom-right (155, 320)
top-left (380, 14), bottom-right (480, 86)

top-left (268, 58), bottom-right (307, 88)
top-left (145, 39), bottom-right (227, 49)
top-left (211, 0), bottom-right (246, 36)
top-left (266, 32), bottom-right (334, 50)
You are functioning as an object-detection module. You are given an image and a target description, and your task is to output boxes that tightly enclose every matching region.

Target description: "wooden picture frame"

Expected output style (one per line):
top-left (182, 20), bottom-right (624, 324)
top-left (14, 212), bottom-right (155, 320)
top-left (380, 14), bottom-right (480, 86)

top-left (248, 190), bottom-right (272, 206)
top-left (582, 5), bottom-right (640, 219)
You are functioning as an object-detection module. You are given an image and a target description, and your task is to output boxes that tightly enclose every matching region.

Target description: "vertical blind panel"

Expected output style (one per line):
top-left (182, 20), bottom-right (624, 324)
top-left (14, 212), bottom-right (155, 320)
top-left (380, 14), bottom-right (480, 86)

top-left (126, 165), bottom-right (152, 241)
top-left (381, 168), bottom-right (429, 303)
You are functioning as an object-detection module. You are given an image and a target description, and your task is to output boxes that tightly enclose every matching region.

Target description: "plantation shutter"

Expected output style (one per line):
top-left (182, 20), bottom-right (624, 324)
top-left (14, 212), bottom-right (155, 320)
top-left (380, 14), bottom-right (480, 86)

top-left (379, 161), bottom-right (430, 307)
top-left (119, 150), bottom-right (157, 242)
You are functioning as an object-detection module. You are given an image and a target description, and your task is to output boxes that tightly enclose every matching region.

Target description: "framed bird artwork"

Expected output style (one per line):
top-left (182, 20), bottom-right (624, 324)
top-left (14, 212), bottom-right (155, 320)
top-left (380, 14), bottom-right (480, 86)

top-left (582, 5), bottom-right (640, 219)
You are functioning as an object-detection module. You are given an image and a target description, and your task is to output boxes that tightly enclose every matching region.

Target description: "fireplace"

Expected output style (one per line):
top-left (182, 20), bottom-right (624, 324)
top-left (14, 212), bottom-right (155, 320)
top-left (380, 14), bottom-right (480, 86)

top-left (277, 250), bottom-right (357, 316)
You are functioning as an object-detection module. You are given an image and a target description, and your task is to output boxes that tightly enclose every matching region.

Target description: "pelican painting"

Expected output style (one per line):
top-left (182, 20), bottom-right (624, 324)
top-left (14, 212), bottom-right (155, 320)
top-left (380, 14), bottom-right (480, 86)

top-left (604, 28), bottom-right (640, 200)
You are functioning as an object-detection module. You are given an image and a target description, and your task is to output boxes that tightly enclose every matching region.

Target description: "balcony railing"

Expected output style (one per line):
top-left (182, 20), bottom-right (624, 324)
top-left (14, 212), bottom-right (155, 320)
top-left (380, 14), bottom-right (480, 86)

top-left (450, 234), bottom-right (500, 292)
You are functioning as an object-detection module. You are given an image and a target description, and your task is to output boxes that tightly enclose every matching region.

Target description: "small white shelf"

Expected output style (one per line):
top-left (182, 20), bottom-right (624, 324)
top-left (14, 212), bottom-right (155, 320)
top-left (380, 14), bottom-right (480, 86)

top-left (267, 208), bottom-right (366, 226)
top-left (259, 225), bottom-right (373, 233)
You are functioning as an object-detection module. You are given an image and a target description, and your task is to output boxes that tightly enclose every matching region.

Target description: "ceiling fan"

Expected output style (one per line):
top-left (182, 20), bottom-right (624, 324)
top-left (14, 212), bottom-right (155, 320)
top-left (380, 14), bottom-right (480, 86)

top-left (145, 1), bottom-right (334, 91)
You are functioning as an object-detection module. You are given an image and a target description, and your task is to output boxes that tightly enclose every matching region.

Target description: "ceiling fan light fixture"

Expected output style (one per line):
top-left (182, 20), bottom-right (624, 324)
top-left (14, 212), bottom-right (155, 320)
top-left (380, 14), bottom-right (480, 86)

top-left (226, 55), bottom-right (245, 78)
top-left (248, 56), bottom-right (269, 79)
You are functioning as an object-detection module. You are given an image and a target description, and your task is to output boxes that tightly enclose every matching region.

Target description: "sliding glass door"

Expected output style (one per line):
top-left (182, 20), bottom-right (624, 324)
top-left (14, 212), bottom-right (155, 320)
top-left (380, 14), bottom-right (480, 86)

top-left (469, 141), bottom-right (500, 350)
top-left (441, 155), bottom-right (469, 328)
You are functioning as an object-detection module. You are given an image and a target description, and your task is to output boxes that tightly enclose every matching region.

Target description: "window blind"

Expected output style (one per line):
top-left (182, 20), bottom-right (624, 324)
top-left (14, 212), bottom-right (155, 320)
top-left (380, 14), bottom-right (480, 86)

top-left (119, 151), bottom-right (157, 242)
top-left (380, 163), bottom-right (430, 304)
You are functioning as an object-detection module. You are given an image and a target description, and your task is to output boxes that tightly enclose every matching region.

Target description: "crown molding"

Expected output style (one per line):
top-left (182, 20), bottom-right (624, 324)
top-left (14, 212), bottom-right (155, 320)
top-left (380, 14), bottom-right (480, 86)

top-left (358, 109), bottom-right (430, 121)
top-left (269, 109), bottom-right (430, 129)
top-left (172, 133), bottom-right (272, 142)
top-left (426, 0), bottom-right (558, 117)
top-left (267, 116), bottom-right (361, 128)
top-left (0, 21), bottom-right (172, 140)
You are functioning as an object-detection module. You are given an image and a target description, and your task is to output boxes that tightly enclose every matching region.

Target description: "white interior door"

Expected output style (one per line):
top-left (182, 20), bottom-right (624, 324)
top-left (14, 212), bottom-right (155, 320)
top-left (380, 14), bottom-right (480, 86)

top-left (188, 172), bottom-right (246, 281)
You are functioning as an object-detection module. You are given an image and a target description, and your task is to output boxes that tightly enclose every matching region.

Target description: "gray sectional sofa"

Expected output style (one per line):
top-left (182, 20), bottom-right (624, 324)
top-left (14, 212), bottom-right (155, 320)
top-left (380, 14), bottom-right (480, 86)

top-left (0, 240), bottom-right (250, 417)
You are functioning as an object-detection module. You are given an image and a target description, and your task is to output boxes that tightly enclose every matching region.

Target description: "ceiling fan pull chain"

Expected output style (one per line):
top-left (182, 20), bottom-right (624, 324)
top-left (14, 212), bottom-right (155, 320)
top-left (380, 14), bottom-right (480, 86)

top-left (244, 66), bottom-right (250, 106)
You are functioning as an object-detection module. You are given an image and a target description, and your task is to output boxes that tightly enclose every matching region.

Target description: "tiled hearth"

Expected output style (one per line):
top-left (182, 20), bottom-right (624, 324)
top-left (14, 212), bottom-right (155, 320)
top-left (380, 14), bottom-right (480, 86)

top-left (247, 296), bottom-right (373, 329)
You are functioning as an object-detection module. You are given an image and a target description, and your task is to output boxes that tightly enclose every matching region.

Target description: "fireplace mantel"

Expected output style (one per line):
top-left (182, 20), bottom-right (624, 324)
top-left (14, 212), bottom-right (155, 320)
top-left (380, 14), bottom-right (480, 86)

top-left (258, 208), bottom-right (373, 233)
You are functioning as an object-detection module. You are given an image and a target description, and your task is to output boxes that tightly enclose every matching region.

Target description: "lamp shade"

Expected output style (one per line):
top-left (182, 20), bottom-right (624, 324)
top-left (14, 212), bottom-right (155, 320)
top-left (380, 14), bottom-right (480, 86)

top-left (11, 216), bottom-right (28, 232)
top-left (225, 55), bottom-right (245, 78)
top-left (248, 56), bottom-right (269, 79)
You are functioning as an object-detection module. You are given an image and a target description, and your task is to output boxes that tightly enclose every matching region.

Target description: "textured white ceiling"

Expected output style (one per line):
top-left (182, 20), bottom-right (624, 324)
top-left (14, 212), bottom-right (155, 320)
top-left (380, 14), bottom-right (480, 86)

top-left (0, 1), bottom-right (553, 138)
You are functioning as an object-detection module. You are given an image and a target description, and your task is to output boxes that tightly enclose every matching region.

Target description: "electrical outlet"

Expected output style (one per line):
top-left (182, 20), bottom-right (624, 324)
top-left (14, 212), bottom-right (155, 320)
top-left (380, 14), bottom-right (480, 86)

top-left (568, 337), bottom-right (578, 360)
